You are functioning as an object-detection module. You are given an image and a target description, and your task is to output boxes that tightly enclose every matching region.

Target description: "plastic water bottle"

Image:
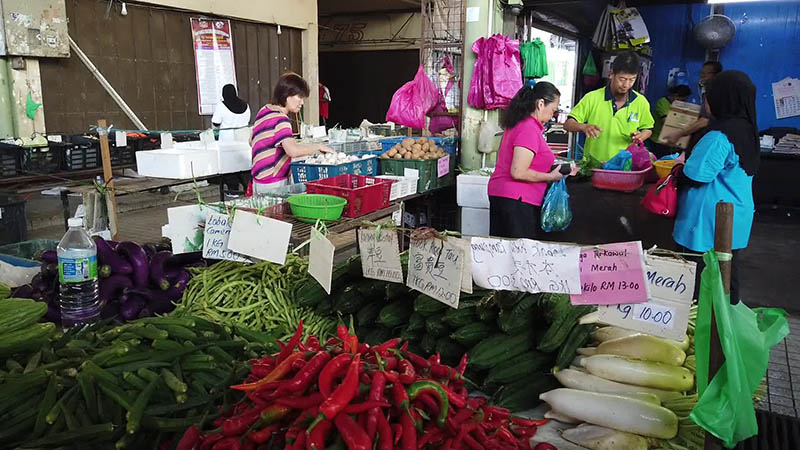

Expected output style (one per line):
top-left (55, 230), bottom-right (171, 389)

top-left (57, 217), bottom-right (100, 328)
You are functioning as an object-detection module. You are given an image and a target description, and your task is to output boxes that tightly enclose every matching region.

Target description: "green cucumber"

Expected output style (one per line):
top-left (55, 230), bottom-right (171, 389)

top-left (450, 323), bottom-right (493, 347)
top-left (443, 307), bottom-right (476, 328)
top-left (537, 305), bottom-right (595, 353)
top-left (424, 315), bottom-right (449, 338)
top-left (386, 283), bottom-right (411, 301)
top-left (469, 331), bottom-right (534, 370)
top-left (406, 313), bottom-right (425, 333)
top-left (378, 301), bottom-right (412, 328)
top-left (435, 338), bottom-right (466, 367)
top-left (333, 285), bottom-right (367, 314)
top-left (485, 351), bottom-right (553, 385)
top-left (497, 294), bottom-right (539, 333)
top-left (356, 302), bottom-right (383, 328)
top-left (555, 324), bottom-right (593, 369)
top-left (420, 334), bottom-right (437, 355)
top-left (413, 294), bottom-right (447, 316)
top-left (493, 375), bottom-right (560, 412)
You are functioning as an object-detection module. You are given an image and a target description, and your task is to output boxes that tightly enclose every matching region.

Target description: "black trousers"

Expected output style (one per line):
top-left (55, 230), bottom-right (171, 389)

top-left (681, 246), bottom-right (741, 304)
top-left (489, 196), bottom-right (541, 239)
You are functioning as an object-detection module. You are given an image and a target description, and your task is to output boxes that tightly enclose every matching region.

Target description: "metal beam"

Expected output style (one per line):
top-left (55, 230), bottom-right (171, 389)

top-left (68, 36), bottom-right (148, 131)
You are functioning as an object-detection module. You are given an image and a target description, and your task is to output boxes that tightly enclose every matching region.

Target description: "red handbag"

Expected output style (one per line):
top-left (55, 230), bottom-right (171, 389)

top-left (642, 164), bottom-right (682, 218)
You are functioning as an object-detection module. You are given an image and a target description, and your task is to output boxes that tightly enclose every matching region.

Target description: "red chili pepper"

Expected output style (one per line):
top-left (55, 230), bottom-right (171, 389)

top-left (360, 373), bottom-right (371, 385)
top-left (397, 359), bottom-right (416, 385)
top-left (372, 338), bottom-right (399, 354)
top-left (431, 363), bottom-right (461, 380)
top-left (428, 353), bottom-right (441, 366)
top-left (232, 352), bottom-right (305, 391)
top-left (222, 408), bottom-right (260, 436)
top-left (474, 427), bottom-right (491, 446)
top-left (383, 370), bottom-right (400, 384)
top-left (343, 401), bottom-right (391, 414)
top-left (375, 410), bottom-right (393, 450)
top-left (277, 352), bottom-right (332, 395)
top-left (441, 438), bottom-right (454, 450)
top-left (176, 425), bottom-right (201, 450)
top-left (483, 405), bottom-right (511, 422)
top-left (276, 392), bottom-right (324, 409)
top-left (305, 336), bottom-right (322, 352)
top-left (290, 430), bottom-right (307, 450)
top-left (391, 423), bottom-right (403, 446)
top-left (510, 417), bottom-right (548, 428)
top-left (325, 337), bottom-right (339, 348)
top-left (307, 354), bottom-right (361, 433)
top-left (317, 353), bottom-right (352, 397)
top-left (391, 380), bottom-right (411, 419)
top-left (336, 324), bottom-right (348, 343)
top-left (241, 441), bottom-right (254, 450)
top-left (417, 423), bottom-right (445, 448)
top-left (250, 362), bottom-right (274, 379)
top-left (199, 433), bottom-right (223, 450)
top-left (211, 437), bottom-right (242, 450)
top-left (415, 392), bottom-right (440, 417)
top-left (305, 419), bottom-right (332, 450)
top-left (437, 382), bottom-right (467, 409)
top-left (533, 443), bottom-right (558, 450)
top-left (366, 371), bottom-right (386, 439)
top-left (494, 427), bottom-right (520, 450)
top-left (346, 317), bottom-right (359, 355)
top-left (277, 320), bottom-right (303, 364)
top-left (463, 433), bottom-right (484, 450)
top-left (402, 351), bottom-right (430, 371)
top-left (456, 353), bottom-right (468, 375)
top-left (259, 404), bottom-right (292, 425)
top-left (334, 412), bottom-right (371, 450)
top-left (513, 427), bottom-right (538, 438)
top-left (399, 412), bottom-right (417, 450)
top-left (356, 343), bottom-right (370, 354)
top-left (400, 341), bottom-right (409, 352)
top-left (246, 425), bottom-right (278, 444)
top-left (291, 358), bottom-right (306, 371)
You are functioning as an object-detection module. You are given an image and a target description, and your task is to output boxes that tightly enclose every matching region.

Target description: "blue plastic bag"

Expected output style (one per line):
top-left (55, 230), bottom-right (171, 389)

top-left (602, 150), bottom-right (632, 171)
top-left (541, 178), bottom-right (572, 232)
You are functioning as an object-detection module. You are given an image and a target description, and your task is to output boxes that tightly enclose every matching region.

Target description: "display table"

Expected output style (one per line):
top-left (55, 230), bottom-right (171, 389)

top-left (754, 152), bottom-right (800, 209)
top-left (545, 180), bottom-right (677, 250)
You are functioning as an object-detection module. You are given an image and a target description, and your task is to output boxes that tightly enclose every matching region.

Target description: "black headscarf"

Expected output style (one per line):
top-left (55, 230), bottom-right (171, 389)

top-left (703, 70), bottom-right (760, 176)
top-left (222, 84), bottom-right (248, 114)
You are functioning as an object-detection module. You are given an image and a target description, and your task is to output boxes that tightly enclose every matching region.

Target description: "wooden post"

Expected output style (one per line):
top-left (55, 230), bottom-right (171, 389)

top-left (704, 201), bottom-right (733, 450)
top-left (97, 119), bottom-right (119, 240)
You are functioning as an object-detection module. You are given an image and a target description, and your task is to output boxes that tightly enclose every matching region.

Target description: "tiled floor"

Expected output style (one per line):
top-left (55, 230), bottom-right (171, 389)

top-left (762, 315), bottom-right (800, 418)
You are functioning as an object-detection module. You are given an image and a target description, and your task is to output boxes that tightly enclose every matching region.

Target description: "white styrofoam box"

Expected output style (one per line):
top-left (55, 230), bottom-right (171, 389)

top-left (217, 142), bottom-right (252, 174)
top-left (136, 149), bottom-right (219, 179)
top-left (376, 175), bottom-right (419, 201)
top-left (457, 174), bottom-right (491, 208)
top-left (460, 207), bottom-right (490, 237)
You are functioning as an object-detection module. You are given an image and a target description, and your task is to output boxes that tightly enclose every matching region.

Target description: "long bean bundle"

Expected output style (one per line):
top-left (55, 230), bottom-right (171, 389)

top-left (175, 255), bottom-right (337, 341)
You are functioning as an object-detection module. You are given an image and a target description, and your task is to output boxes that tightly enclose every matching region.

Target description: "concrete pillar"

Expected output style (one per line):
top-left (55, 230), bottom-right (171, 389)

top-left (7, 58), bottom-right (46, 137)
top-left (460, 0), bottom-right (504, 170)
top-left (0, 59), bottom-right (15, 138)
top-left (302, 23), bottom-right (320, 126)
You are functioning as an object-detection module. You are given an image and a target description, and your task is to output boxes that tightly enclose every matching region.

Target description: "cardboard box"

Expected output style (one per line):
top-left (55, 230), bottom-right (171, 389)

top-left (658, 101), bottom-right (702, 149)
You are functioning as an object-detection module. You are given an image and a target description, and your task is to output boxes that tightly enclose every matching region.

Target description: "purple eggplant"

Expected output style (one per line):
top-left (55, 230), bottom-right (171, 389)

top-left (116, 242), bottom-right (149, 288)
top-left (154, 241), bottom-right (172, 252)
top-left (138, 307), bottom-right (152, 318)
top-left (46, 303), bottom-right (61, 323)
top-left (100, 303), bottom-right (120, 320)
top-left (119, 295), bottom-right (147, 321)
top-left (149, 251), bottom-right (174, 291)
top-left (143, 244), bottom-right (157, 259)
top-left (39, 250), bottom-right (58, 264)
top-left (165, 251), bottom-right (203, 268)
top-left (99, 265), bottom-right (112, 279)
top-left (98, 275), bottom-right (133, 305)
top-left (126, 287), bottom-right (180, 315)
top-left (11, 284), bottom-right (33, 299)
top-left (94, 237), bottom-right (133, 275)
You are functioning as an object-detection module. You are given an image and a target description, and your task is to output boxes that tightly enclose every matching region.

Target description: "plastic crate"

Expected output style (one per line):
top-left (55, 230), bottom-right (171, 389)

top-left (0, 239), bottom-right (58, 261)
top-left (110, 146), bottom-right (137, 167)
top-left (290, 154), bottom-right (379, 183)
top-left (0, 142), bottom-right (22, 177)
top-left (379, 156), bottom-right (456, 193)
top-left (380, 136), bottom-right (458, 155)
top-left (591, 167), bottom-right (653, 193)
top-left (376, 175), bottom-right (418, 201)
top-left (209, 195), bottom-right (290, 219)
top-left (21, 146), bottom-right (64, 175)
top-left (305, 174), bottom-right (394, 218)
top-left (0, 195), bottom-right (27, 245)
top-left (65, 143), bottom-right (100, 171)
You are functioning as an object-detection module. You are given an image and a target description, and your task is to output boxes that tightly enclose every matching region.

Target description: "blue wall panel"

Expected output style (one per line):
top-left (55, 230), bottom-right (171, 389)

top-left (638, 2), bottom-right (800, 131)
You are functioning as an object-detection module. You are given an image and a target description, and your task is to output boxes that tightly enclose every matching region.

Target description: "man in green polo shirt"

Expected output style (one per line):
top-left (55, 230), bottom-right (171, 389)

top-left (564, 51), bottom-right (655, 162)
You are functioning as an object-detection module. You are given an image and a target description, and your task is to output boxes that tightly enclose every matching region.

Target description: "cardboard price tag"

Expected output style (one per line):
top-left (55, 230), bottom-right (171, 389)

top-left (470, 237), bottom-right (581, 294)
top-left (570, 241), bottom-right (649, 305)
top-left (160, 132), bottom-right (173, 149)
top-left (228, 211), bottom-right (292, 265)
top-left (358, 228), bottom-right (404, 283)
top-left (453, 238), bottom-right (473, 294)
top-left (438, 155), bottom-right (450, 178)
top-left (309, 230), bottom-right (335, 294)
top-left (407, 238), bottom-right (464, 308)
top-left (596, 254), bottom-right (696, 340)
top-left (202, 213), bottom-right (252, 263)
top-left (115, 131), bottom-right (127, 148)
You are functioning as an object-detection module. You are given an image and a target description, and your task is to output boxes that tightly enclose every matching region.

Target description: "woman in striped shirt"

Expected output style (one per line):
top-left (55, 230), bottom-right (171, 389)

top-left (250, 73), bottom-right (332, 193)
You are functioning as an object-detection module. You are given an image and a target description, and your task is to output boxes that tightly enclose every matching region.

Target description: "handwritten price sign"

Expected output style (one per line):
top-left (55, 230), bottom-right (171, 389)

top-left (570, 241), bottom-right (649, 305)
top-left (358, 228), bottom-right (404, 283)
top-left (407, 238), bottom-right (464, 308)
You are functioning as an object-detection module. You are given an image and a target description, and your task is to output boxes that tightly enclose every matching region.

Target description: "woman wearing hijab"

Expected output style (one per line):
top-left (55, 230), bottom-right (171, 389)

top-left (673, 70), bottom-right (760, 304)
top-left (212, 84), bottom-right (251, 142)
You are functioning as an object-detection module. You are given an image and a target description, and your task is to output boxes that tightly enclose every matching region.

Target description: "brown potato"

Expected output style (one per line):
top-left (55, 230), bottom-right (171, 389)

top-left (380, 154), bottom-right (389, 159)
top-left (393, 153), bottom-right (402, 159)
top-left (404, 153), bottom-right (413, 159)
top-left (402, 138), bottom-right (415, 148)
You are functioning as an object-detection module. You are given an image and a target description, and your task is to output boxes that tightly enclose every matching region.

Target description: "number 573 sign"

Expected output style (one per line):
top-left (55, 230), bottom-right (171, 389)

top-left (597, 254), bottom-right (696, 341)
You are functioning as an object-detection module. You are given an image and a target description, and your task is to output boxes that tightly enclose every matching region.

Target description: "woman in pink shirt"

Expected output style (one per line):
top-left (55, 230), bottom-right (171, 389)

top-left (488, 82), bottom-right (576, 238)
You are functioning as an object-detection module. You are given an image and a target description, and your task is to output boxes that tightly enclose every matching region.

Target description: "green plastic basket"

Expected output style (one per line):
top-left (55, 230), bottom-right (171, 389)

top-left (287, 194), bottom-right (347, 223)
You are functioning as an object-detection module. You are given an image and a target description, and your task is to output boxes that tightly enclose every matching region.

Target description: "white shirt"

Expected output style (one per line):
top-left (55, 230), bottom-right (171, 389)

top-left (212, 103), bottom-right (251, 142)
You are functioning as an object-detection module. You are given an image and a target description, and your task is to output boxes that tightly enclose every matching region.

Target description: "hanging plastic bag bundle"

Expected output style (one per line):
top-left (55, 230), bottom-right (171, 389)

top-left (386, 65), bottom-right (439, 130)
top-left (541, 178), bottom-right (572, 232)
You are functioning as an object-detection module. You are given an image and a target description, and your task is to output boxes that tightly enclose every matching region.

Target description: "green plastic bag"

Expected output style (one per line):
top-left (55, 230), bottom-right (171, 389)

top-left (691, 251), bottom-right (790, 448)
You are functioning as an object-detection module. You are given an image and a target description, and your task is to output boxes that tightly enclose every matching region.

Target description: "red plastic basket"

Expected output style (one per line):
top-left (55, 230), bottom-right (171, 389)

top-left (591, 167), bottom-right (653, 193)
top-left (305, 174), bottom-right (394, 218)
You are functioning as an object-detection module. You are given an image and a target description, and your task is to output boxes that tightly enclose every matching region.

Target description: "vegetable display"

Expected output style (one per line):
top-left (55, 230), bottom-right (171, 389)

top-left (174, 255), bottom-right (338, 341)
top-left (0, 307), bottom-right (275, 450)
top-left (380, 137), bottom-right (448, 160)
top-left (303, 152), bottom-right (376, 165)
top-left (11, 238), bottom-right (200, 323)
top-left (179, 322), bottom-right (554, 449)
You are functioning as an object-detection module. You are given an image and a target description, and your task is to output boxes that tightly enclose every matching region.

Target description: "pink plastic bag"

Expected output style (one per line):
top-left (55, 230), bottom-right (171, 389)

top-left (628, 141), bottom-right (655, 171)
top-left (429, 57), bottom-right (458, 133)
top-left (468, 38), bottom-right (486, 109)
top-left (468, 35), bottom-right (523, 110)
top-left (386, 65), bottom-right (439, 130)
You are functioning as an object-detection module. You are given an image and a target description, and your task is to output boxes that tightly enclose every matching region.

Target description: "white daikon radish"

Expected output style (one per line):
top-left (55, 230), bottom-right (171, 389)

top-left (578, 310), bottom-right (602, 325)
top-left (591, 326), bottom-right (642, 343)
top-left (539, 389), bottom-right (678, 439)
top-left (544, 409), bottom-right (581, 424)
top-left (571, 355), bottom-right (586, 368)
top-left (581, 355), bottom-right (694, 392)
top-left (554, 368), bottom-right (684, 402)
top-left (596, 335), bottom-right (687, 366)
top-left (577, 347), bottom-right (597, 356)
top-left (561, 423), bottom-right (649, 450)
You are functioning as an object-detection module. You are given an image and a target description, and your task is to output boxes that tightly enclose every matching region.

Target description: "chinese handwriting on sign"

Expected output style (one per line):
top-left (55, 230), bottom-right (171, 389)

top-left (407, 238), bottom-right (464, 308)
top-left (358, 228), bottom-right (404, 284)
